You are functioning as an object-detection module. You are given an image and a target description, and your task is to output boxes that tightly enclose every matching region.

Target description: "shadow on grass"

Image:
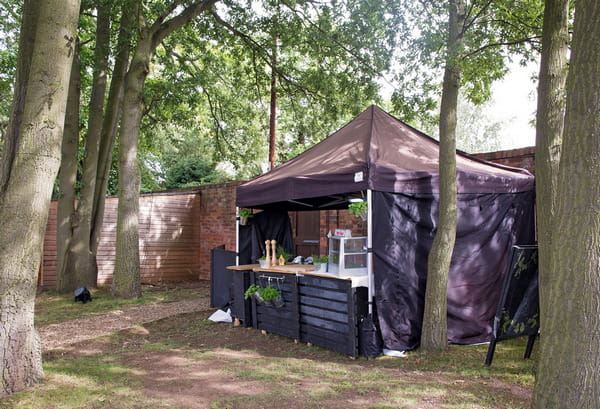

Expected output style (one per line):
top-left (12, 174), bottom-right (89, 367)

top-left (2, 308), bottom-right (535, 409)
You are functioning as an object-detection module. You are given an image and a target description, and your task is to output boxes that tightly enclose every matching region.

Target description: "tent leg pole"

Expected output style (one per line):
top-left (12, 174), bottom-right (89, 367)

top-left (235, 207), bottom-right (240, 266)
top-left (367, 189), bottom-right (373, 315)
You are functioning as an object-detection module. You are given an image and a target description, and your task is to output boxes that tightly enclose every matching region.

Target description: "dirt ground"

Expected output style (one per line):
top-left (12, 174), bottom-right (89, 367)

top-left (37, 281), bottom-right (534, 409)
top-left (39, 281), bottom-right (211, 351)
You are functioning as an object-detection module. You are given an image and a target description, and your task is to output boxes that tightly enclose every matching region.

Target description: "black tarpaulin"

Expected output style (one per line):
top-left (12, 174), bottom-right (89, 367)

top-left (373, 191), bottom-right (536, 350)
top-left (249, 209), bottom-right (294, 263)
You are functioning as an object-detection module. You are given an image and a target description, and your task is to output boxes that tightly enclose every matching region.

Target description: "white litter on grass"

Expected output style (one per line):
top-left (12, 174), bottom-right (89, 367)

top-left (208, 308), bottom-right (232, 323)
top-left (383, 349), bottom-right (407, 358)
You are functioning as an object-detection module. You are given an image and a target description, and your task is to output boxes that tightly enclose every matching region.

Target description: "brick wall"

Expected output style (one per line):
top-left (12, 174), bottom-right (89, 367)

top-left (41, 147), bottom-right (534, 288)
top-left (319, 210), bottom-right (367, 256)
top-left (196, 181), bottom-right (243, 279)
top-left (474, 146), bottom-right (536, 175)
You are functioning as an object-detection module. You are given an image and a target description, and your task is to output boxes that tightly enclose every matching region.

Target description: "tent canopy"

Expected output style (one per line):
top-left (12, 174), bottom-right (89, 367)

top-left (235, 105), bottom-right (536, 350)
top-left (236, 105), bottom-right (534, 210)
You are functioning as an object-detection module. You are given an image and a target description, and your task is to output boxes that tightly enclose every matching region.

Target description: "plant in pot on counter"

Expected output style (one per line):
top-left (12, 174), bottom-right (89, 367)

top-left (258, 255), bottom-right (267, 268)
top-left (244, 284), bottom-right (284, 307)
top-left (312, 255), bottom-right (328, 273)
top-left (277, 246), bottom-right (294, 264)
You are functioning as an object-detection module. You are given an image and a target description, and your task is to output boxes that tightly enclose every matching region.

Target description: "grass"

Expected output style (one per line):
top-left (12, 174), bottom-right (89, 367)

top-left (1, 283), bottom-right (537, 409)
top-left (34, 283), bottom-right (206, 326)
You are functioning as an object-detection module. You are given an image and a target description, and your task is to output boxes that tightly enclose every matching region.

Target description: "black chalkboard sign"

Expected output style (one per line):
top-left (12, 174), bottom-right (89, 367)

top-left (485, 245), bottom-right (539, 365)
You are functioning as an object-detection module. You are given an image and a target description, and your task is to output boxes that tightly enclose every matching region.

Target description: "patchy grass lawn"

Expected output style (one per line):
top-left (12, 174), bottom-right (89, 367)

top-left (2, 283), bottom-right (536, 409)
top-left (34, 282), bottom-right (207, 326)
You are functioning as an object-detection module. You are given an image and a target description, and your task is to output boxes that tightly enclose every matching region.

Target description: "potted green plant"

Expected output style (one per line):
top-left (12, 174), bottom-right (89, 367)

top-left (239, 208), bottom-right (253, 225)
top-left (348, 201), bottom-right (368, 221)
top-left (312, 255), bottom-right (328, 274)
top-left (258, 255), bottom-right (267, 268)
top-left (276, 246), bottom-right (294, 263)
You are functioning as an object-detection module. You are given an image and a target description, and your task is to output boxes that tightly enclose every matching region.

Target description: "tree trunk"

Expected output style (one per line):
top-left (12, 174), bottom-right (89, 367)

top-left (531, 1), bottom-right (600, 407)
top-left (531, 0), bottom-right (569, 401)
top-left (0, 0), bottom-right (39, 192)
top-left (111, 33), bottom-right (151, 299)
top-left (90, 0), bottom-right (136, 272)
top-left (0, 0), bottom-right (80, 396)
top-left (56, 40), bottom-right (81, 292)
top-left (420, 0), bottom-right (464, 351)
top-left (112, 0), bottom-right (217, 299)
top-left (268, 35), bottom-right (278, 170)
top-left (66, 0), bottom-right (111, 290)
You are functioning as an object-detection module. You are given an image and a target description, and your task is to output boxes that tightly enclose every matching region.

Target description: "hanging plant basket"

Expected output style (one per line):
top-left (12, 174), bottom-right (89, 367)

top-left (349, 201), bottom-right (368, 221)
top-left (244, 284), bottom-right (284, 308)
top-left (239, 209), bottom-right (253, 225)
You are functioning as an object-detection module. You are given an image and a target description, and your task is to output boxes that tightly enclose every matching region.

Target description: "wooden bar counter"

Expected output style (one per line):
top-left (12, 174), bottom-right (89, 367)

top-left (227, 263), bottom-right (369, 357)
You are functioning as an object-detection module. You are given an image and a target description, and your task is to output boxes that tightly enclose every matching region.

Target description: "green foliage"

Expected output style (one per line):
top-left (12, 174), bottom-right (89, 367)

top-left (258, 285), bottom-right (280, 302)
top-left (312, 255), bottom-right (328, 264)
top-left (163, 155), bottom-right (230, 189)
top-left (0, 0), bottom-right (22, 139)
top-left (142, 0), bottom-right (402, 177)
top-left (276, 245), bottom-right (294, 262)
top-left (348, 201), bottom-right (368, 219)
top-left (240, 208), bottom-right (254, 218)
top-left (390, 0), bottom-right (544, 125)
top-left (243, 284), bottom-right (281, 302)
top-left (244, 284), bottom-right (262, 300)
top-left (2, 0), bottom-right (404, 190)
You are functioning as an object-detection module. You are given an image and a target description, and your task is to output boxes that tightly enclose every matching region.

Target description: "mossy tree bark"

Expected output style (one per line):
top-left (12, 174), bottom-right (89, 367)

top-left (0, 0), bottom-right (80, 396)
top-left (531, 1), bottom-right (600, 407)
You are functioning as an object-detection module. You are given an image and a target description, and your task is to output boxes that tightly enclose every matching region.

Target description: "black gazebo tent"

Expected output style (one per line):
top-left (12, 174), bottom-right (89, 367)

top-left (236, 105), bottom-right (535, 350)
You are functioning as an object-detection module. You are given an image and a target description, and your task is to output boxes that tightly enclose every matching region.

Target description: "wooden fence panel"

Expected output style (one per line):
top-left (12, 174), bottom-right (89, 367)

top-left (41, 191), bottom-right (203, 288)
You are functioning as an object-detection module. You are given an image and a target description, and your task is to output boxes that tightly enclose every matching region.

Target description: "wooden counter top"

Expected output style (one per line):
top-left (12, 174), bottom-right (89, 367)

top-left (226, 264), bottom-right (260, 271)
top-left (254, 264), bottom-right (316, 273)
top-left (226, 264), bottom-right (360, 283)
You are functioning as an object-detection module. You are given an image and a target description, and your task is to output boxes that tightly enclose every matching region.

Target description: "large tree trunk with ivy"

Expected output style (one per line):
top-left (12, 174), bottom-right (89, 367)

top-left (0, 0), bottom-right (80, 396)
top-left (112, 0), bottom-right (217, 298)
top-left (531, 1), bottom-right (600, 407)
top-left (56, 40), bottom-right (81, 292)
top-left (64, 0), bottom-right (111, 290)
top-left (420, 0), bottom-right (464, 351)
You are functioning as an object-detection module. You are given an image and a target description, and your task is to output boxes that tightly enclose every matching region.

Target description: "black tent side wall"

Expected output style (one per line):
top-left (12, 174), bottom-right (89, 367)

top-left (372, 190), bottom-right (536, 351)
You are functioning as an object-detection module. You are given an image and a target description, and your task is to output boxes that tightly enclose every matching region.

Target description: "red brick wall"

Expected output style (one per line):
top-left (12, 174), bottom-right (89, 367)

top-left (474, 146), bottom-right (535, 175)
top-left (196, 181), bottom-right (242, 279)
top-left (319, 210), bottom-right (367, 256)
top-left (41, 147), bottom-right (535, 288)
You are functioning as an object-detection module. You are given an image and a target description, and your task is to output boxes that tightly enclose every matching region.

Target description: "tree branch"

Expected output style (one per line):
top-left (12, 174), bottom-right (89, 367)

top-left (151, 0), bottom-right (220, 49)
top-left (462, 0), bottom-right (494, 35)
top-left (210, 9), bottom-right (321, 99)
top-left (461, 36), bottom-right (542, 60)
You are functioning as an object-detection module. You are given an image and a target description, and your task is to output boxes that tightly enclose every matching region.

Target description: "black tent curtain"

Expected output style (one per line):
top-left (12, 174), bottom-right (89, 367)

top-left (248, 209), bottom-right (294, 264)
top-left (372, 190), bottom-right (536, 351)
